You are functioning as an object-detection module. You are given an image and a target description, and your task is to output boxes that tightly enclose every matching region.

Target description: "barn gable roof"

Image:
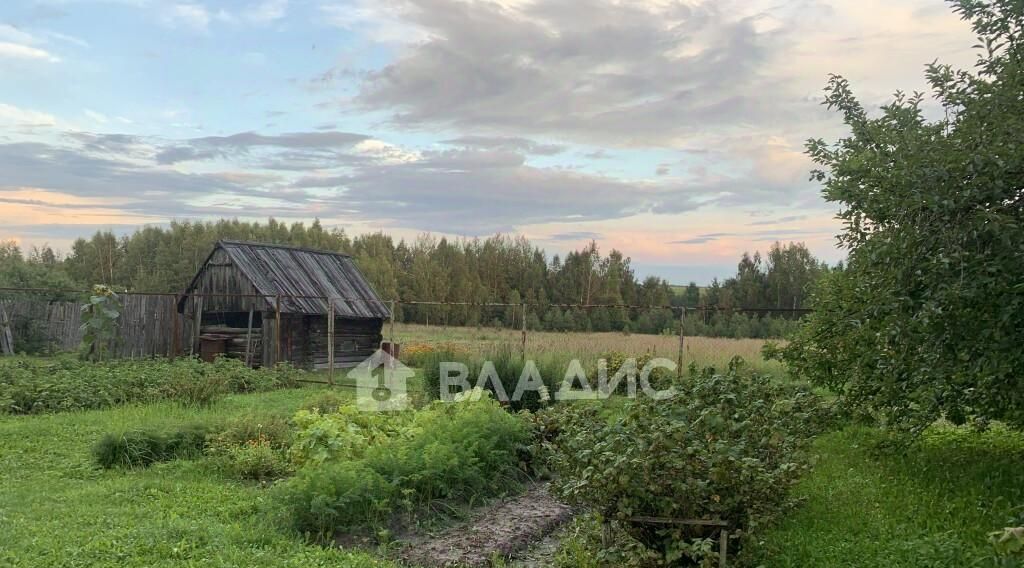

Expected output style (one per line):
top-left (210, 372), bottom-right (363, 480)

top-left (180, 240), bottom-right (391, 318)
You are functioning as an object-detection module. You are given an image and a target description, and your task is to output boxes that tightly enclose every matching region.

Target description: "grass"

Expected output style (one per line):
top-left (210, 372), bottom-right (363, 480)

top-left (388, 322), bottom-right (786, 376)
top-left (747, 424), bottom-right (1024, 567)
top-left (0, 385), bottom-right (395, 567)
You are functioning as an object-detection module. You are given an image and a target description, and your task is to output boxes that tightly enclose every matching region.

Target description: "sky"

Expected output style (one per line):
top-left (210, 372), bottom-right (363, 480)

top-left (0, 0), bottom-right (978, 284)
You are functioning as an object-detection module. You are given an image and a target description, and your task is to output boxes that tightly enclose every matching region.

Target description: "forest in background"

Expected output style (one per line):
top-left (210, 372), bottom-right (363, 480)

top-left (0, 218), bottom-right (834, 337)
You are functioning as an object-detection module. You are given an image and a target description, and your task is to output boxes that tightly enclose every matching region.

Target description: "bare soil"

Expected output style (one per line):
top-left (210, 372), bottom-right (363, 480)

top-left (396, 484), bottom-right (572, 567)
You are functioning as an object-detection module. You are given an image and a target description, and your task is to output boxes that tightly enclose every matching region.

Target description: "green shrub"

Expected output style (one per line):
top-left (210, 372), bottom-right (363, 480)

top-left (93, 424), bottom-right (211, 469)
top-left (276, 393), bottom-right (532, 538)
top-left (548, 359), bottom-right (831, 565)
top-left (276, 462), bottom-right (394, 537)
top-left (204, 413), bottom-right (295, 481)
top-left (288, 405), bottom-right (414, 467)
top-left (0, 356), bottom-right (307, 415)
top-left (212, 440), bottom-right (292, 481)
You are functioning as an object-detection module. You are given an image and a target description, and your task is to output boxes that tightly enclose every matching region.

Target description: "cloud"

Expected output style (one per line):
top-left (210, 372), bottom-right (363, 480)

top-left (84, 109), bottom-right (110, 124)
top-left (0, 41), bottom-right (60, 62)
top-left (302, 147), bottom-right (702, 234)
top-left (352, 0), bottom-right (808, 146)
top-left (747, 214), bottom-right (808, 225)
top-left (0, 24), bottom-right (36, 45)
top-left (441, 135), bottom-right (565, 156)
top-left (243, 0), bottom-right (288, 24)
top-left (154, 130), bottom-right (370, 164)
top-left (547, 231), bottom-right (604, 241)
top-left (0, 103), bottom-right (57, 128)
top-left (162, 3), bottom-right (212, 32)
top-left (669, 228), bottom-right (828, 245)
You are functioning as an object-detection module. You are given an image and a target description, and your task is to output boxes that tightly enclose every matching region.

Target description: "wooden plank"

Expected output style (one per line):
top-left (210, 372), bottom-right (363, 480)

top-left (627, 516), bottom-right (728, 527)
top-left (0, 304), bottom-right (13, 356)
top-left (244, 305), bottom-right (254, 367)
top-left (275, 294), bottom-right (281, 365)
top-left (327, 301), bottom-right (335, 386)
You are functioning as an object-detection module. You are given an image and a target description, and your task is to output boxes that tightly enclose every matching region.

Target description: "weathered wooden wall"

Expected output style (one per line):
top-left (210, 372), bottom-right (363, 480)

top-left (0, 295), bottom-right (192, 358)
top-left (308, 316), bottom-right (382, 369)
top-left (180, 248), bottom-right (273, 315)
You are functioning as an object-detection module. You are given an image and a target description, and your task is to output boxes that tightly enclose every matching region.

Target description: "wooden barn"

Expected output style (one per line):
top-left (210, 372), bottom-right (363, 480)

top-left (177, 240), bottom-right (390, 369)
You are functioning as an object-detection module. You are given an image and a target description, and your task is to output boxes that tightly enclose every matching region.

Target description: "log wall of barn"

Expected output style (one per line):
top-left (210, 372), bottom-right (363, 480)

top-left (307, 316), bottom-right (383, 369)
top-left (260, 314), bottom-right (381, 369)
top-left (181, 249), bottom-right (271, 315)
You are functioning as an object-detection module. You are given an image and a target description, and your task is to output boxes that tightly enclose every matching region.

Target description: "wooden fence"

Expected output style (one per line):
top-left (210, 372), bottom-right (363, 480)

top-left (0, 295), bottom-right (192, 358)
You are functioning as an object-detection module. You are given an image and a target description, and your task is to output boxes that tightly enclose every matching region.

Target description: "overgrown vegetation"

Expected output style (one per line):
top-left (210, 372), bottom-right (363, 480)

top-left (775, 0), bottom-right (1024, 432)
top-left (93, 424), bottom-right (211, 469)
top-left (0, 386), bottom-right (394, 567)
top-left (547, 359), bottom-right (831, 565)
top-left (274, 392), bottom-right (533, 539)
top-left (78, 285), bottom-right (121, 361)
top-left (0, 356), bottom-right (302, 414)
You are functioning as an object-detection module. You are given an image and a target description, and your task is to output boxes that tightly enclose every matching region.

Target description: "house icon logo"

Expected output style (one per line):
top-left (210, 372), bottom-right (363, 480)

top-left (348, 349), bottom-right (415, 412)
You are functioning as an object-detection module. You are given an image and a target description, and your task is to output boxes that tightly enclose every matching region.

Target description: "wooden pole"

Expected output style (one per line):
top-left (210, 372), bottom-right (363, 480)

top-left (389, 299), bottom-right (396, 369)
top-left (719, 530), bottom-right (728, 568)
top-left (244, 304), bottom-right (254, 367)
top-left (521, 302), bottom-right (527, 360)
top-left (327, 299), bottom-right (335, 386)
top-left (0, 305), bottom-right (13, 356)
top-left (168, 299), bottom-right (177, 359)
top-left (677, 306), bottom-right (686, 375)
top-left (275, 294), bottom-right (282, 366)
top-left (192, 295), bottom-right (203, 357)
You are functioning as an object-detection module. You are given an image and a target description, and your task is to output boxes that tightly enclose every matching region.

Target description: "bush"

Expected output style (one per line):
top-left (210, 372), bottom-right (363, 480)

top-left (288, 405), bottom-right (414, 467)
top-left (211, 438), bottom-right (291, 482)
top-left (206, 413), bottom-right (294, 481)
top-left (0, 356), bottom-right (307, 414)
top-left (210, 413), bottom-right (293, 449)
top-left (93, 424), bottom-right (211, 469)
top-left (547, 359), bottom-right (831, 565)
top-left (277, 462), bottom-right (394, 538)
top-left (275, 393), bottom-right (532, 539)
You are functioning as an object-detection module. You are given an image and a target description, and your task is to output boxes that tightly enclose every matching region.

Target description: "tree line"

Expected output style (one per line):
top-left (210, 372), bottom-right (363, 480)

top-left (0, 219), bottom-right (832, 338)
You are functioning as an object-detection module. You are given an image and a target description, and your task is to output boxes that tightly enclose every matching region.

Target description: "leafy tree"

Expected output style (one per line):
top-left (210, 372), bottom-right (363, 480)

top-left (779, 0), bottom-right (1024, 430)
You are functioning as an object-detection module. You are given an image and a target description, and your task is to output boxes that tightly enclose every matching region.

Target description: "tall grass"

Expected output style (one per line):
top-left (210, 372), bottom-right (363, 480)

top-left (391, 323), bottom-right (785, 376)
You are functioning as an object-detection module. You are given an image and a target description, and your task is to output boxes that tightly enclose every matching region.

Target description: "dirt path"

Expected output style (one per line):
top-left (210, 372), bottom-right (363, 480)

top-left (397, 484), bottom-right (572, 567)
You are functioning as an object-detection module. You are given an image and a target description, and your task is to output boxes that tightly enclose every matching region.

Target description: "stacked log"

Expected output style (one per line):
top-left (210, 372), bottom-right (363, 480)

top-left (199, 325), bottom-right (263, 367)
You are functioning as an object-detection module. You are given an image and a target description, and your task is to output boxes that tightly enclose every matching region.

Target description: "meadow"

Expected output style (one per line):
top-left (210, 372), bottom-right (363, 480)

top-left (388, 322), bottom-right (785, 376)
top-left (1, 328), bottom-right (1021, 566)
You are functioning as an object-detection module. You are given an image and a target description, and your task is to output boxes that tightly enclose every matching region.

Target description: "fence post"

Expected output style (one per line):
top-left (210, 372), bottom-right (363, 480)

top-left (327, 299), bottom-right (335, 386)
top-left (521, 302), bottom-right (527, 360)
top-left (677, 306), bottom-right (686, 375)
top-left (275, 294), bottom-right (282, 366)
top-left (242, 304), bottom-right (252, 366)
top-left (389, 299), bottom-right (396, 369)
top-left (192, 295), bottom-right (203, 357)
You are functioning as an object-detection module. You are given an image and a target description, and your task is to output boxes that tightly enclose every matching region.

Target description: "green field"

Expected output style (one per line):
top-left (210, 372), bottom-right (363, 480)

top-left (0, 386), bottom-right (393, 568)
top-left (1, 330), bottom-right (1022, 566)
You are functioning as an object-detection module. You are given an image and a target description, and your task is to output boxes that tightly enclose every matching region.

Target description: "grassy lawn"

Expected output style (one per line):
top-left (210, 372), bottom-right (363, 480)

top-left (0, 386), bottom-right (394, 568)
top-left (748, 424), bottom-right (1024, 567)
